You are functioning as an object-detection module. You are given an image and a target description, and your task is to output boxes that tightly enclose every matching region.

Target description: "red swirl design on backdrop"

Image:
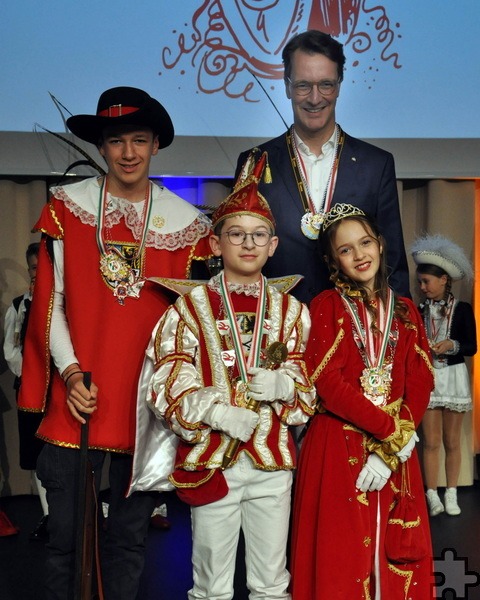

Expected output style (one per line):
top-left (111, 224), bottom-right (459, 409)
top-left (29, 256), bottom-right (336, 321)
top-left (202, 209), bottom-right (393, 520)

top-left (307, 0), bottom-right (361, 36)
top-left (160, 0), bottom-right (401, 99)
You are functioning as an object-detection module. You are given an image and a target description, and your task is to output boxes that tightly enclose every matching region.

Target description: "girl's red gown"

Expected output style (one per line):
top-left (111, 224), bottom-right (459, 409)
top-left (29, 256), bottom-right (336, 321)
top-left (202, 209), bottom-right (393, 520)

top-left (290, 289), bottom-right (435, 599)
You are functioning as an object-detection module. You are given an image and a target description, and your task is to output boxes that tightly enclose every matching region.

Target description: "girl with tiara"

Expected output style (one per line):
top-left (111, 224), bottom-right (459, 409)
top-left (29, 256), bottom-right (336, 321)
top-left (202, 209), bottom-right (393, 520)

top-left (290, 204), bottom-right (435, 599)
top-left (412, 234), bottom-right (476, 517)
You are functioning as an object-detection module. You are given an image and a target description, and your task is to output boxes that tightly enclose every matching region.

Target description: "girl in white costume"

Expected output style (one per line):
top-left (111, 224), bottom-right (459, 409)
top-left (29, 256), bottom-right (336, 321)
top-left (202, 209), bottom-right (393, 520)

top-left (412, 234), bottom-right (477, 516)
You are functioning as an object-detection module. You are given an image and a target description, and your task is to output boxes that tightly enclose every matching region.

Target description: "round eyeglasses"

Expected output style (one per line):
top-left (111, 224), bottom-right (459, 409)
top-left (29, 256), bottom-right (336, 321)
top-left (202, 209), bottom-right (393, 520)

top-left (222, 230), bottom-right (272, 247)
top-left (286, 77), bottom-right (339, 97)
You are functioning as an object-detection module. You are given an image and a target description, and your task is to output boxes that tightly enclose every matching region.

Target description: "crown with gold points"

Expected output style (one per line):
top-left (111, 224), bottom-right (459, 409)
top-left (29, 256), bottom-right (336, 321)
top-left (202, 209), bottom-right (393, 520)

top-left (321, 203), bottom-right (366, 232)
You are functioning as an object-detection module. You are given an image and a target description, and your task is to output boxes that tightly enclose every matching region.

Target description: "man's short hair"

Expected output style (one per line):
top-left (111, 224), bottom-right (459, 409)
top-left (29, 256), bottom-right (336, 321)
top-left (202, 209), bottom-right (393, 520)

top-left (282, 30), bottom-right (345, 82)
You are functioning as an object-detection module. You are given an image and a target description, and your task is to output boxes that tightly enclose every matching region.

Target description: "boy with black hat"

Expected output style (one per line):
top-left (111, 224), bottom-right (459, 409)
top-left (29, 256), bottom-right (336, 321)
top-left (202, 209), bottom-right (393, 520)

top-left (18, 86), bottom-right (212, 599)
top-left (140, 151), bottom-right (316, 599)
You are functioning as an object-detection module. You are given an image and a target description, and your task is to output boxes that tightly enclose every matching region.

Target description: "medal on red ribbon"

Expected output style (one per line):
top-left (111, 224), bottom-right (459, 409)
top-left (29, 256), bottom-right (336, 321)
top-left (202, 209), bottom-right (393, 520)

top-left (341, 288), bottom-right (395, 407)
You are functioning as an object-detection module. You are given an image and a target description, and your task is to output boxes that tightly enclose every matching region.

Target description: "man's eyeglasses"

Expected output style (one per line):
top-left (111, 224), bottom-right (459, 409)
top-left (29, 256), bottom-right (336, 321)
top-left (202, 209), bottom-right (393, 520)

top-left (221, 230), bottom-right (272, 247)
top-left (286, 77), bottom-right (339, 97)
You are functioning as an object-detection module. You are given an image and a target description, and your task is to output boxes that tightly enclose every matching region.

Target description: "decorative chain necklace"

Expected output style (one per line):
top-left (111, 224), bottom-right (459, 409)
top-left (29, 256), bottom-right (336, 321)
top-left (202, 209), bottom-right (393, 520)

top-left (96, 178), bottom-right (153, 305)
top-left (286, 124), bottom-right (345, 239)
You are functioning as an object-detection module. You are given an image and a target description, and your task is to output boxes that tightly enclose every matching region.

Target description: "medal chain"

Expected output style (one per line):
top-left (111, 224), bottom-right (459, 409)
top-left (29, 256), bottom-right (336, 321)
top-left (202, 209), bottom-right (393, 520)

top-left (340, 288), bottom-right (396, 405)
top-left (342, 289), bottom-right (394, 369)
top-left (97, 177), bottom-right (152, 262)
top-left (286, 124), bottom-right (344, 216)
top-left (96, 177), bottom-right (153, 303)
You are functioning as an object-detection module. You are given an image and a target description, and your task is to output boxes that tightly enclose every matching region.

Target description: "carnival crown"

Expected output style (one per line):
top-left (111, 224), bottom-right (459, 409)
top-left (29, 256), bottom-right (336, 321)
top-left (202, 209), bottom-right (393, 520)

top-left (322, 203), bottom-right (366, 231)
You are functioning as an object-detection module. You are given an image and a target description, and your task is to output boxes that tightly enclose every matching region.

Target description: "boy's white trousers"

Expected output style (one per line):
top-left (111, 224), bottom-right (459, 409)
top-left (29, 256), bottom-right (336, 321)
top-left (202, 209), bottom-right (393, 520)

top-left (188, 453), bottom-right (293, 600)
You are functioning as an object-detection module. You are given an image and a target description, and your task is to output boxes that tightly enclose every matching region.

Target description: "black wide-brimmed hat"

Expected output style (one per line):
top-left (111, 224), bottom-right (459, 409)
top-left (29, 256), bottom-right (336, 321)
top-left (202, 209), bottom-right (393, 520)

top-left (66, 86), bottom-right (174, 148)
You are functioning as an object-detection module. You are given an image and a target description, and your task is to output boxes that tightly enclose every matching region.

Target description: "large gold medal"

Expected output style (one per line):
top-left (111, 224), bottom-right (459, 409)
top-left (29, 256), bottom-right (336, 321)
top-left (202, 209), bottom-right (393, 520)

top-left (300, 211), bottom-right (324, 240)
top-left (99, 249), bottom-right (144, 305)
top-left (360, 366), bottom-right (392, 407)
top-left (99, 250), bottom-right (130, 282)
top-left (264, 341), bottom-right (288, 367)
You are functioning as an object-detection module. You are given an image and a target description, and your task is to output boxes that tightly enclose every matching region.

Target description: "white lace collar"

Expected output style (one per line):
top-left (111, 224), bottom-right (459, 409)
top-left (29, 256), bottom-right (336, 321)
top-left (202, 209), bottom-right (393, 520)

top-left (208, 272), bottom-right (261, 297)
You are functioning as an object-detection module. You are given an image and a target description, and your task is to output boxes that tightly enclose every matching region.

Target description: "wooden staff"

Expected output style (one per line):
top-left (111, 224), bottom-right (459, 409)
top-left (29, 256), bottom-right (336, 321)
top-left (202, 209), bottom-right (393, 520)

top-left (221, 342), bottom-right (288, 471)
top-left (74, 371), bottom-right (96, 600)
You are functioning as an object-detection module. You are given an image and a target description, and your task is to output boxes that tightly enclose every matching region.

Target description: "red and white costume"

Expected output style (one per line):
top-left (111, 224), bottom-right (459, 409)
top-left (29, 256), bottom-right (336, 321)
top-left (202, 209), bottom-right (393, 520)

top-left (147, 276), bottom-right (315, 475)
top-left (290, 289), bottom-right (435, 600)
top-left (18, 177), bottom-right (212, 453)
top-left (144, 274), bottom-right (315, 599)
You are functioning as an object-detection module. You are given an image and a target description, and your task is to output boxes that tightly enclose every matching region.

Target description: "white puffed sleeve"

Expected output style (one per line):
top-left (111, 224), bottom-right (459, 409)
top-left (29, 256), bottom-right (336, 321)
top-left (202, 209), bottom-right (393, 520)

top-left (146, 305), bottom-right (226, 443)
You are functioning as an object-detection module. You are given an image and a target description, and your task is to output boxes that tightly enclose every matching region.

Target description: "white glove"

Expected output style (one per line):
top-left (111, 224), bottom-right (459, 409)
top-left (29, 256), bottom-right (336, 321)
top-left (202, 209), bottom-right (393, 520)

top-left (204, 403), bottom-right (259, 442)
top-left (247, 368), bottom-right (294, 403)
top-left (356, 454), bottom-right (392, 492)
top-left (396, 432), bottom-right (419, 463)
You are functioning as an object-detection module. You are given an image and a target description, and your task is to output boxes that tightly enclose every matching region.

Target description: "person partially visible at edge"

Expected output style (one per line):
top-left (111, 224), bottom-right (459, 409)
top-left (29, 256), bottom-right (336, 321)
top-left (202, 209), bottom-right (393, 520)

top-left (3, 242), bottom-right (50, 541)
top-left (235, 30), bottom-right (409, 304)
top-left (290, 204), bottom-right (434, 598)
top-left (412, 234), bottom-right (477, 518)
top-left (135, 151), bottom-right (316, 599)
top-left (17, 86), bottom-right (212, 600)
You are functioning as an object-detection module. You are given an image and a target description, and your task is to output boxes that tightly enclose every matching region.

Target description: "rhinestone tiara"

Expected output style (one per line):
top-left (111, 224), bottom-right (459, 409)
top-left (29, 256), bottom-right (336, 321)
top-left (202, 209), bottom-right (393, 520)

top-left (322, 203), bottom-right (366, 231)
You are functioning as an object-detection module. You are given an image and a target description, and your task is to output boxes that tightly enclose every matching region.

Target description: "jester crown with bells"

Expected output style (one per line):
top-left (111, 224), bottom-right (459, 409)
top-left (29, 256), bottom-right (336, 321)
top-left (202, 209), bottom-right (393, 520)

top-left (211, 149), bottom-right (275, 230)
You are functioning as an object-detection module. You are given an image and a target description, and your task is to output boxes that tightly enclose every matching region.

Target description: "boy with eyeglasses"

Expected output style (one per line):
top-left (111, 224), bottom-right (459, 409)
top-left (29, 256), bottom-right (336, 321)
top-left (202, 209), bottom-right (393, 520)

top-left (141, 151), bottom-right (316, 599)
top-left (235, 29), bottom-right (409, 305)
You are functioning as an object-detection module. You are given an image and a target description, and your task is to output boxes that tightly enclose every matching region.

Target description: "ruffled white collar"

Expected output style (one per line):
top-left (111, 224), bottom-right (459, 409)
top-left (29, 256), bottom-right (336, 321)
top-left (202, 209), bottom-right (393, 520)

top-left (208, 272), bottom-right (261, 297)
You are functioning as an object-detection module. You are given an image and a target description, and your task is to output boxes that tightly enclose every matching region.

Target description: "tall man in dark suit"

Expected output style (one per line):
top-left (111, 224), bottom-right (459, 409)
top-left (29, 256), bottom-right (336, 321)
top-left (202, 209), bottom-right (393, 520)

top-left (236, 30), bottom-right (409, 304)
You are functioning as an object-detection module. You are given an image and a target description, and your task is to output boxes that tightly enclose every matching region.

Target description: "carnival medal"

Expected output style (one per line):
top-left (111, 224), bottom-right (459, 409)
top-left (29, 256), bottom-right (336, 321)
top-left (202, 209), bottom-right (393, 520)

top-left (96, 178), bottom-right (152, 305)
top-left (300, 211), bottom-right (324, 240)
top-left (360, 365), bottom-right (392, 406)
top-left (341, 288), bottom-right (396, 407)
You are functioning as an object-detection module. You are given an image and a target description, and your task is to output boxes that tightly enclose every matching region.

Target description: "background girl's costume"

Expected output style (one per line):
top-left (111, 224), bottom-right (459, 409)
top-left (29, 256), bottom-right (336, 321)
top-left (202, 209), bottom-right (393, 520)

top-left (412, 234), bottom-right (477, 517)
top-left (412, 234), bottom-right (476, 412)
top-left (290, 287), bottom-right (434, 598)
top-left (421, 298), bottom-right (476, 410)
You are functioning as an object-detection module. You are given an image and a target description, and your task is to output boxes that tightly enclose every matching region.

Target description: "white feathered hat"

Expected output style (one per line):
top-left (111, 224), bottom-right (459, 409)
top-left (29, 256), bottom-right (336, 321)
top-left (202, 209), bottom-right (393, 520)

top-left (411, 234), bottom-right (473, 281)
